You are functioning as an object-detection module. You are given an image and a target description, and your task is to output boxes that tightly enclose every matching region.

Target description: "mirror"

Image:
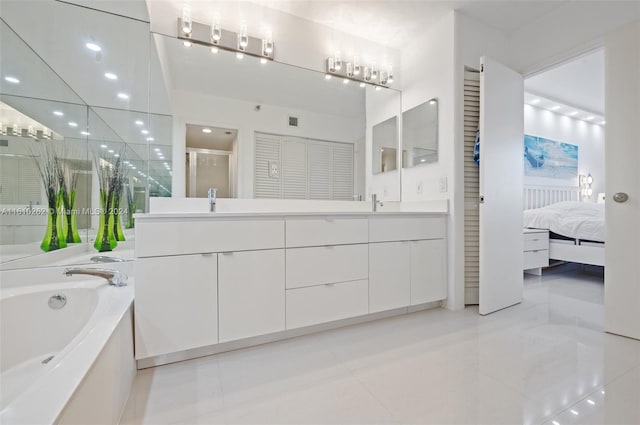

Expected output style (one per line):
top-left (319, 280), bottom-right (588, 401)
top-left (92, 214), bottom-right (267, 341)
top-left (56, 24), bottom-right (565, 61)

top-left (153, 32), bottom-right (401, 202)
top-left (402, 98), bottom-right (438, 167)
top-left (0, 1), bottom-right (170, 270)
top-left (372, 116), bottom-right (398, 174)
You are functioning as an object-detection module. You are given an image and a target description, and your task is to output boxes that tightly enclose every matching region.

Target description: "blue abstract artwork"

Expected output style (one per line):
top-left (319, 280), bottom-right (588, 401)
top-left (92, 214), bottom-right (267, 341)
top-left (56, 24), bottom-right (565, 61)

top-left (524, 134), bottom-right (578, 179)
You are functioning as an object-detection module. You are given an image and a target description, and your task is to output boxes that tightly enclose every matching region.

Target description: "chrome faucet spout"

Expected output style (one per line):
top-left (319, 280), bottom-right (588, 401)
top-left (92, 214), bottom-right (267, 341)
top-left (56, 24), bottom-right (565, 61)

top-left (208, 187), bottom-right (217, 212)
top-left (64, 268), bottom-right (127, 287)
top-left (372, 194), bottom-right (384, 212)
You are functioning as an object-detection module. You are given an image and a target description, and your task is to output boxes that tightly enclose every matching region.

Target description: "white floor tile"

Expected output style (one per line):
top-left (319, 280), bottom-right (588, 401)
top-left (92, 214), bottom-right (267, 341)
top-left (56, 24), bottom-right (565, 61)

top-left (121, 266), bottom-right (640, 425)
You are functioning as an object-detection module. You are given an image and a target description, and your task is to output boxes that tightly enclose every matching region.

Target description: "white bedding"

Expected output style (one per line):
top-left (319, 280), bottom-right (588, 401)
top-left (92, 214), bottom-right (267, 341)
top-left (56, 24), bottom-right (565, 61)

top-left (524, 201), bottom-right (605, 242)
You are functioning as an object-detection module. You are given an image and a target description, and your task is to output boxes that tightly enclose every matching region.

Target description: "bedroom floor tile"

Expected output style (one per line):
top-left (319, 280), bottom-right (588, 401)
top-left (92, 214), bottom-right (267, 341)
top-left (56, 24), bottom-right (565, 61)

top-left (122, 266), bottom-right (640, 425)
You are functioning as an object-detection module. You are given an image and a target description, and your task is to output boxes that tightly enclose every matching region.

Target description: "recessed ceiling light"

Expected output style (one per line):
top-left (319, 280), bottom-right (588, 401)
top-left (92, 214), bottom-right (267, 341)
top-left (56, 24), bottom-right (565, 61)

top-left (85, 42), bottom-right (101, 52)
top-left (202, 128), bottom-right (212, 133)
top-left (132, 166), bottom-right (136, 170)
top-left (80, 131), bottom-right (90, 136)
top-left (146, 137), bottom-right (154, 141)
top-left (159, 156), bottom-right (165, 160)
top-left (585, 116), bottom-right (594, 120)
top-left (117, 93), bottom-right (129, 100)
top-left (135, 120), bottom-right (144, 126)
top-left (587, 399), bottom-right (595, 405)
top-left (569, 111), bottom-right (578, 116)
top-left (154, 148), bottom-right (160, 152)
top-left (101, 144), bottom-right (107, 148)
top-left (550, 105), bottom-right (561, 111)
top-left (108, 149), bottom-right (114, 153)
top-left (599, 120), bottom-right (606, 125)
top-left (104, 72), bottom-right (118, 80)
top-left (114, 153), bottom-right (120, 157)
top-left (156, 151), bottom-right (163, 156)
top-left (68, 121), bottom-right (78, 127)
top-left (570, 410), bottom-right (579, 416)
top-left (4, 76), bottom-right (20, 84)
top-left (53, 111), bottom-right (64, 116)
top-left (141, 129), bottom-right (149, 135)
top-left (530, 99), bottom-right (541, 104)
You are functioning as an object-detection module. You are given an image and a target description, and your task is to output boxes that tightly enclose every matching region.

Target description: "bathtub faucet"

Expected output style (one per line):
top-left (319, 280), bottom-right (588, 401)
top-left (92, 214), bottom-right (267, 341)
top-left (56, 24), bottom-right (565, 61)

top-left (64, 268), bottom-right (128, 287)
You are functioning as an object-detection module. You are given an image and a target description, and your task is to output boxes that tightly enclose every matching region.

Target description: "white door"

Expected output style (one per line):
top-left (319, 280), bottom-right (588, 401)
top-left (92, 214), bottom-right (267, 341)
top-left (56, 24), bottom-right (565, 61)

top-left (479, 56), bottom-right (524, 315)
top-left (604, 23), bottom-right (640, 340)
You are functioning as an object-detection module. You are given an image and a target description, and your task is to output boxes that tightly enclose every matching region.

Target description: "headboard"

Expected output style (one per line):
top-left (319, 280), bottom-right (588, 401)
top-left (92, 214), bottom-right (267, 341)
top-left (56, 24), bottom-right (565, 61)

top-left (524, 185), bottom-right (580, 209)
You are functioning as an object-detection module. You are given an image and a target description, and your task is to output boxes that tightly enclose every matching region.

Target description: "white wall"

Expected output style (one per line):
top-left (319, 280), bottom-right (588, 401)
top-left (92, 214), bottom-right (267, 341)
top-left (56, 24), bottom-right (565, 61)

top-left (524, 105), bottom-right (605, 198)
top-left (170, 90), bottom-right (365, 198)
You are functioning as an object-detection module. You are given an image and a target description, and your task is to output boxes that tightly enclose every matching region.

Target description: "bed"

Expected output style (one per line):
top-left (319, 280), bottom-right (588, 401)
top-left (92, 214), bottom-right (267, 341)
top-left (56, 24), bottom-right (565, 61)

top-left (523, 187), bottom-right (605, 267)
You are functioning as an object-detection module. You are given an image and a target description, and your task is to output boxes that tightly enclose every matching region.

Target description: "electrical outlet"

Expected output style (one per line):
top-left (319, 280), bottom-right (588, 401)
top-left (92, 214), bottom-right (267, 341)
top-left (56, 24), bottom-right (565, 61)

top-left (416, 181), bottom-right (423, 194)
top-left (438, 177), bottom-right (448, 193)
top-left (268, 160), bottom-right (279, 178)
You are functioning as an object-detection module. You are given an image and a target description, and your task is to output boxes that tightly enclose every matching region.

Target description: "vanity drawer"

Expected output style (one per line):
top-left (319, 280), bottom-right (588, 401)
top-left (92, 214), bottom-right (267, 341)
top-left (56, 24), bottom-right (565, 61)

top-left (286, 244), bottom-right (368, 289)
top-left (523, 249), bottom-right (549, 269)
top-left (136, 218), bottom-right (284, 257)
top-left (285, 216), bottom-right (368, 247)
top-left (369, 215), bottom-right (446, 242)
top-left (286, 279), bottom-right (368, 329)
top-left (524, 232), bottom-right (549, 251)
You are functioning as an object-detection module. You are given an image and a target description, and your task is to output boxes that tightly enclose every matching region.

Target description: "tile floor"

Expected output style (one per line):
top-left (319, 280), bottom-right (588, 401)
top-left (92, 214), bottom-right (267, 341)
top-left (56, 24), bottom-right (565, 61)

top-left (121, 265), bottom-right (640, 424)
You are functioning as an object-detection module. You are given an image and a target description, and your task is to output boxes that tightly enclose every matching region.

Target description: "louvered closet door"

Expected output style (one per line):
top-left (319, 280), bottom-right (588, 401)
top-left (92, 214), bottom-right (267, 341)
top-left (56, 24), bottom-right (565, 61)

top-left (0, 156), bottom-right (18, 204)
top-left (254, 134), bottom-right (282, 198)
top-left (332, 143), bottom-right (354, 200)
top-left (464, 69), bottom-right (480, 305)
top-left (308, 142), bottom-right (331, 199)
top-left (282, 138), bottom-right (307, 199)
top-left (16, 157), bottom-right (42, 204)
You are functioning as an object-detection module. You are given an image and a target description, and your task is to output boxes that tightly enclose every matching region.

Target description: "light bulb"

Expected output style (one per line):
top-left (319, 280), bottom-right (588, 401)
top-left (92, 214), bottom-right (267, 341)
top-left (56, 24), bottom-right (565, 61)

top-left (346, 62), bottom-right (354, 77)
top-left (182, 5), bottom-right (192, 34)
top-left (264, 30), bottom-right (273, 54)
top-left (371, 64), bottom-right (378, 80)
top-left (211, 21), bottom-right (221, 43)
top-left (335, 50), bottom-right (342, 71)
top-left (353, 56), bottom-right (361, 76)
top-left (327, 57), bottom-right (336, 73)
top-left (238, 23), bottom-right (248, 50)
top-left (387, 65), bottom-right (394, 83)
top-left (364, 67), bottom-right (371, 82)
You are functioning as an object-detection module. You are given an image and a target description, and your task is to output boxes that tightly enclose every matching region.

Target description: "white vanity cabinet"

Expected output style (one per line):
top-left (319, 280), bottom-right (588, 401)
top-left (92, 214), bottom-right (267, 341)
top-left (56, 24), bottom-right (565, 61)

top-left (218, 249), bottom-right (285, 342)
top-left (134, 253), bottom-right (218, 359)
top-left (369, 215), bottom-right (447, 313)
top-left (285, 216), bottom-right (370, 329)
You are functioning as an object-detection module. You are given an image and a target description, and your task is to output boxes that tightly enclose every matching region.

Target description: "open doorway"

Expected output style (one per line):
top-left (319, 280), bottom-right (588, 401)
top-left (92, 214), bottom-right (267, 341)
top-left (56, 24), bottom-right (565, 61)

top-left (522, 49), bottom-right (605, 287)
top-left (185, 124), bottom-right (238, 198)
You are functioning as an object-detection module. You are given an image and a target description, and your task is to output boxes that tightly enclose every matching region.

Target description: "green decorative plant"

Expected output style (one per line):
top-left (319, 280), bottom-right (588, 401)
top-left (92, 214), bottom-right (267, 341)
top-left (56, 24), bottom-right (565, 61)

top-left (57, 154), bottom-right (81, 243)
top-left (31, 141), bottom-right (67, 252)
top-left (125, 183), bottom-right (136, 229)
top-left (94, 150), bottom-right (127, 252)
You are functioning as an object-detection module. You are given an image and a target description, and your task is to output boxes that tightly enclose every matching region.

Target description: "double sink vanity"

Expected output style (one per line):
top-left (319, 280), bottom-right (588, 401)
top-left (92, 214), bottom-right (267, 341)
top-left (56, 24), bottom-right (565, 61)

top-left (134, 202), bottom-right (448, 367)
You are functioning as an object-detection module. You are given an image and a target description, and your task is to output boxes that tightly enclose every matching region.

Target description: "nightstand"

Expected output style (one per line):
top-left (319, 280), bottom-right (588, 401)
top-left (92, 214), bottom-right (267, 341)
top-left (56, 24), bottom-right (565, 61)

top-left (523, 228), bottom-right (549, 275)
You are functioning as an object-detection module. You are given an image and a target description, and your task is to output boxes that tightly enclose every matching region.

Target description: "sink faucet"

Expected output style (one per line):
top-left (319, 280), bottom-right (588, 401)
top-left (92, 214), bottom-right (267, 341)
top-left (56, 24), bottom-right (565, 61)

top-left (208, 187), bottom-right (217, 212)
top-left (372, 194), bottom-right (384, 212)
top-left (64, 268), bottom-right (128, 287)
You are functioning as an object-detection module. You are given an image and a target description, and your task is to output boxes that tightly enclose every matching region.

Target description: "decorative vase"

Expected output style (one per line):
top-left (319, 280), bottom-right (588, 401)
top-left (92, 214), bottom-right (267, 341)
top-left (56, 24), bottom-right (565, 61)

top-left (125, 201), bottom-right (136, 229)
top-left (62, 188), bottom-right (81, 243)
top-left (40, 192), bottom-right (67, 252)
top-left (112, 192), bottom-right (125, 241)
top-left (94, 189), bottom-right (117, 252)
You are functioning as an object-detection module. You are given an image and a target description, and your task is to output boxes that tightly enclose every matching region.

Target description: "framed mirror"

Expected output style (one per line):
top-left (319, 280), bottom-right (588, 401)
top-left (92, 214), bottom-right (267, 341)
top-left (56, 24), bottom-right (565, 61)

top-left (402, 98), bottom-right (438, 167)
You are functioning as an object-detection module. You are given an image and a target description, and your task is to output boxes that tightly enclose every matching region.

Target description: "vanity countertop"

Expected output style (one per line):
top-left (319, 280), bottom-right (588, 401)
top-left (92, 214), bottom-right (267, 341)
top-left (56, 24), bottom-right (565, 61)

top-left (135, 209), bottom-right (448, 221)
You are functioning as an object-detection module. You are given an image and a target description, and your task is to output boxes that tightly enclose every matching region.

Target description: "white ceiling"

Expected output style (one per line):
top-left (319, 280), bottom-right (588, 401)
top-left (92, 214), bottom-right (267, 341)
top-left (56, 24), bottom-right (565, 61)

top-left (525, 49), bottom-right (604, 115)
top-left (248, 0), bottom-right (567, 49)
top-left (186, 125), bottom-right (237, 151)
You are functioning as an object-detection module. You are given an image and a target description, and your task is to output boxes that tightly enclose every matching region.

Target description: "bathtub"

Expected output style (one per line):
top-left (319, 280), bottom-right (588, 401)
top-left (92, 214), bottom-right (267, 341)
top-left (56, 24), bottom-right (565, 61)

top-left (0, 278), bottom-right (134, 424)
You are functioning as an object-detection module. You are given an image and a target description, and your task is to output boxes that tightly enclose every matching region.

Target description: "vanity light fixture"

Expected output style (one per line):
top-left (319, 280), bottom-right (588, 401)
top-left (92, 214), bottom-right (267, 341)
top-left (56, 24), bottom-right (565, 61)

top-left (371, 63), bottom-right (378, 80)
top-left (387, 66), bottom-right (394, 83)
top-left (346, 63), bottom-right (354, 78)
top-left (363, 67), bottom-right (371, 82)
top-left (353, 56), bottom-right (361, 76)
top-left (176, 16), bottom-right (274, 62)
top-left (327, 57), bottom-right (336, 73)
top-left (334, 50), bottom-right (342, 71)
top-left (379, 71), bottom-right (388, 85)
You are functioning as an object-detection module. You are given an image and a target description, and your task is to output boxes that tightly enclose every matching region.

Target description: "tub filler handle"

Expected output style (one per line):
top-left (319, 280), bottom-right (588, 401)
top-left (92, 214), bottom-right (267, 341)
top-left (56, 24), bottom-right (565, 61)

top-left (63, 268), bottom-right (128, 287)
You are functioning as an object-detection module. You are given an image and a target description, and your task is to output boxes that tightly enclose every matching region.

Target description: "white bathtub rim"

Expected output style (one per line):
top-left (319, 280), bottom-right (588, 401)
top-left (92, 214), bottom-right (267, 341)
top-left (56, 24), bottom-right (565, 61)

top-left (0, 280), bottom-right (134, 425)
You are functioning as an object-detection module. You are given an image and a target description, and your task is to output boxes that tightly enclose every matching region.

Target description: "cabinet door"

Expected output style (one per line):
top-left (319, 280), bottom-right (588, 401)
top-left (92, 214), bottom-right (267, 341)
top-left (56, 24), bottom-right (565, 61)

top-left (369, 242), bottom-right (411, 313)
top-left (135, 253), bottom-right (217, 359)
top-left (218, 249), bottom-right (285, 342)
top-left (410, 239), bottom-right (446, 305)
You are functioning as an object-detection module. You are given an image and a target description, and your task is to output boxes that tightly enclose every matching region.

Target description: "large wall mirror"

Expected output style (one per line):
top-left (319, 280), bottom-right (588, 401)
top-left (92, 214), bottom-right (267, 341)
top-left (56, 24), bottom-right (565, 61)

top-left (402, 98), bottom-right (439, 167)
top-left (0, 1), bottom-right (171, 270)
top-left (152, 32), bottom-right (401, 202)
